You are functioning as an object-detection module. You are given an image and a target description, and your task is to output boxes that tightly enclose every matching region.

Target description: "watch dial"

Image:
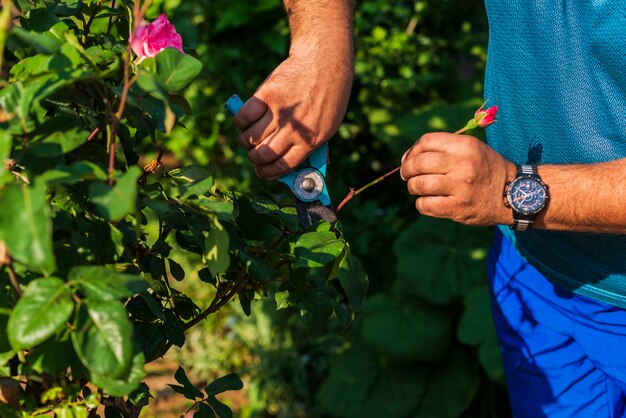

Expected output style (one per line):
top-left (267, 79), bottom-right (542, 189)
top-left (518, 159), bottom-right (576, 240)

top-left (509, 178), bottom-right (547, 215)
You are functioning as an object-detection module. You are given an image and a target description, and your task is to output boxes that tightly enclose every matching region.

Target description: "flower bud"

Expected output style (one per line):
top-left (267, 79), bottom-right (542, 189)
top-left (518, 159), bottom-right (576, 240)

top-left (130, 14), bottom-right (183, 62)
top-left (474, 105), bottom-right (498, 128)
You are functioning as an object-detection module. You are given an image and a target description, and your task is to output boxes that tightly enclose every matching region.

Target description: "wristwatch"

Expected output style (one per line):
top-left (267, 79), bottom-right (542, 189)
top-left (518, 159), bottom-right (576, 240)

top-left (503, 165), bottom-right (549, 231)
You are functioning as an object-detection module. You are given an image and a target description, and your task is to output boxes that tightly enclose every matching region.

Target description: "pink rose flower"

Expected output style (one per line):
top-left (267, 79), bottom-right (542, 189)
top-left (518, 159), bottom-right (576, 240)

top-left (474, 105), bottom-right (498, 128)
top-left (130, 14), bottom-right (183, 62)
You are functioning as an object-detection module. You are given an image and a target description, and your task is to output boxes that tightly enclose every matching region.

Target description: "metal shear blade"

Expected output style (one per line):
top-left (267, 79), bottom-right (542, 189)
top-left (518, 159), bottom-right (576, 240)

top-left (226, 94), bottom-right (337, 228)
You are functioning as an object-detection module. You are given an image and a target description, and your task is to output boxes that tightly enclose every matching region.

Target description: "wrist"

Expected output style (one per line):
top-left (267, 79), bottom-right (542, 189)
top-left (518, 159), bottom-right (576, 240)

top-left (498, 162), bottom-right (517, 225)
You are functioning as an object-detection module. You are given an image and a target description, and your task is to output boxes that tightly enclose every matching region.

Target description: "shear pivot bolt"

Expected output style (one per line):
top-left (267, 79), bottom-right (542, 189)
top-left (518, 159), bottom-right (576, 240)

top-left (301, 178), bottom-right (317, 193)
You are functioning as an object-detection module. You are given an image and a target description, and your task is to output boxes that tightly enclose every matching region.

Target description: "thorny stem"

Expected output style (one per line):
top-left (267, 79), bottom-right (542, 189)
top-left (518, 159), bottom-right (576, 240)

top-left (82, 0), bottom-right (106, 42)
top-left (7, 262), bottom-right (21, 298)
top-left (107, 1), bottom-right (145, 183)
top-left (336, 125), bottom-right (473, 213)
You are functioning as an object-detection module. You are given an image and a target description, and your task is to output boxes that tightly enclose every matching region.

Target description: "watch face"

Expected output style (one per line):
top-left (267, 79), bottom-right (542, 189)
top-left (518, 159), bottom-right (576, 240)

top-left (508, 177), bottom-right (548, 215)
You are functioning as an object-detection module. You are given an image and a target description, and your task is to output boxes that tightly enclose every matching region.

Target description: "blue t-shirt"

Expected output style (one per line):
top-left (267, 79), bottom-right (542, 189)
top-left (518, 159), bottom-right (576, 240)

top-left (484, 0), bottom-right (626, 307)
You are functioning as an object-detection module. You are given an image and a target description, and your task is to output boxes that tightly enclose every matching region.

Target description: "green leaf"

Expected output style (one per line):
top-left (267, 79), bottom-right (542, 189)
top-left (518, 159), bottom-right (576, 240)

top-left (413, 348), bottom-right (480, 418)
top-left (169, 366), bottom-right (203, 400)
top-left (91, 350), bottom-right (146, 397)
top-left (339, 254), bottom-right (369, 311)
top-left (10, 27), bottom-right (61, 54)
top-left (163, 310), bottom-right (185, 348)
top-left (393, 216), bottom-right (491, 305)
top-left (204, 373), bottom-right (243, 396)
top-left (294, 231), bottom-right (346, 269)
top-left (68, 266), bottom-right (148, 301)
top-left (89, 166), bottom-right (141, 221)
top-left (169, 165), bottom-right (211, 183)
top-left (300, 290), bottom-right (333, 336)
top-left (207, 396), bottom-right (232, 418)
top-left (457, 286), bottom-right (505, 381)
top-left (237, 250), bottom-right (279, 282)
top-left (195, 403), bottom-right (216, 418)
top-left (168, 259), bottom-right (185, 281)
top-left (7, 277), bottom-right (73, 349)
top-left (204, 218), bottom-right (230, 277)
top-left (71, 301), bottom-right (134, 379)
top-left (40, 162), bottom-right (108, 184)
top-left (180, 176), bottom-right (214, 200)
top-left (28, 337), bottom-right (76, 374)
top-left (155, 48), bottom-right (203, 92)
top-left (361, 294), bottom-right (454, 362)
top-left (315, 341), bottom-right (429, 417)
top-left (0, 181), bottom-right (56, 275)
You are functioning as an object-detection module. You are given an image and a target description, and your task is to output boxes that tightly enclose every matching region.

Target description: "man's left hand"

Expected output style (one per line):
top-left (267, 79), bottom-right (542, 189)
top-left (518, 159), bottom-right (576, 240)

top-left (400, 132), bottom-right (515, 226)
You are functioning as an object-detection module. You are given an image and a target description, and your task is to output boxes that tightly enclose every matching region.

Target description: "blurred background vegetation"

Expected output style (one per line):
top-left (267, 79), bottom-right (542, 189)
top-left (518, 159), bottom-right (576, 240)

top-left (140, 0), bottom-right (510, 416)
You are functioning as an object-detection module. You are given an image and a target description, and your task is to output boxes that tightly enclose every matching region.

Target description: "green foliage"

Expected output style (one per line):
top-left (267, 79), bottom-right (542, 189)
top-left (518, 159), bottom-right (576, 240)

top-left (0, 1), bottom-right (367, 416)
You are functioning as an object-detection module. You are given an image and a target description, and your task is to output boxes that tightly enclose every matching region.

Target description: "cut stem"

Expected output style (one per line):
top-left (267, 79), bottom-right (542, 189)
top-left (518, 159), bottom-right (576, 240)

top-left (336, 123), bottom-right (479, 213)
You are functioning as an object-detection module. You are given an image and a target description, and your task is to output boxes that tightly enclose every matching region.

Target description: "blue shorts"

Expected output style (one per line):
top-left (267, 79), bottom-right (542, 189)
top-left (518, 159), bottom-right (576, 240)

top-left (489, 229), bottom-right (626, 418)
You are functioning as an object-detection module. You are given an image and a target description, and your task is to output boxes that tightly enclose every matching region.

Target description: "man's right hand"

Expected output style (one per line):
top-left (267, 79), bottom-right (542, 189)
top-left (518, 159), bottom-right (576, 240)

top-left (232, 0), bottom-right (354, 180)
top-left (233, 48), bottom-right (353, 180)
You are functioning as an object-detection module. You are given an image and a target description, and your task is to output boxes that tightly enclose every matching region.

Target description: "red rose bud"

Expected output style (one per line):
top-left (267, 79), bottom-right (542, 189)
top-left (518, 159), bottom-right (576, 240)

top-left (130, 14), bottom-right (183, 63)
top-left (474, 105), bottom-right (498, 128)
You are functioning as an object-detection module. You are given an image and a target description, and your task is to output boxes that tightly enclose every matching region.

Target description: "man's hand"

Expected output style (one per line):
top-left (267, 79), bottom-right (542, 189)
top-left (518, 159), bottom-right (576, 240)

top-left (232, 0), bottom-right (354, 180)
top-left (233, 49), bottom-right (352, 180)
top-left (400, 133), bottom-right (515, 226)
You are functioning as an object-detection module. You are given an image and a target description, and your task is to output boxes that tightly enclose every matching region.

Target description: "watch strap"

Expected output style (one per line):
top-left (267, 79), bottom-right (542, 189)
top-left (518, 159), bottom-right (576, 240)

top-left (511, 216), bottom-right (534, 231)
top-left (510, 164), bottom-right (541, 231)
top-left (517, 164), bottom-right (538, 177)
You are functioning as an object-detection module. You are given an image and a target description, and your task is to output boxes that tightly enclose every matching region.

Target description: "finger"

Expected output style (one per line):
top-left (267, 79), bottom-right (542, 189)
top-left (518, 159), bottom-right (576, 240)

top-left (407, 175), bottom-right (452, 196)
top-left (255, 146), bottom-right (309, 180)
top-left (248, 133), bottom-right (293, 166)
top-left (412, 132), bottom-right (460, 154)
top-left (415, 196), bottom-right (453, 218)
top-left (233, 96), bottom-right (268, 131)
top-left (401, 151), bottom-right (450, 180)
top-left (238, 112), bottom-right (276, 150)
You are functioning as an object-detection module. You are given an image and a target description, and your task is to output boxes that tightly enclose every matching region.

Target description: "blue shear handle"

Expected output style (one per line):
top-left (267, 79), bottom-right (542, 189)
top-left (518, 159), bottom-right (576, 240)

top-left (225, 95), bottom-right (331, 205)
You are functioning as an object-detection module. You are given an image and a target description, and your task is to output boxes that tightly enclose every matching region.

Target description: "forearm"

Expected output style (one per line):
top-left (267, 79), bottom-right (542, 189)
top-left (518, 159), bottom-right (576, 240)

top-left (525, 159), bottom-right (626, 233)
top-left (283, 0), bottom-right (354, 66)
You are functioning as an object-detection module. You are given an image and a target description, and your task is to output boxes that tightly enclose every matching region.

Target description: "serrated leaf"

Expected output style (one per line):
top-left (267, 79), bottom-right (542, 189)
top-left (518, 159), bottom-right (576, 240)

top-left (7, 277), bottom-right (73, 349)
top-left (0, 181), bottom-right (56, 275)
top-left (204, 373), bottom-right (243, 396)
top-left (155, 48), bottom-right (203, 92)
top-left (71, 301), bottom-right (133, 380)
top-left (69, 266), bottom-right (148, 301)
top-left (294, 231), bottom-right (346, 269)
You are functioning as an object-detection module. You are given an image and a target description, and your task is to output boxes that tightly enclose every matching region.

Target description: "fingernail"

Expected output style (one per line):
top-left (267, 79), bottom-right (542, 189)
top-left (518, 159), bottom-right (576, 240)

top-left (401, 151), bottom-right (408, 164)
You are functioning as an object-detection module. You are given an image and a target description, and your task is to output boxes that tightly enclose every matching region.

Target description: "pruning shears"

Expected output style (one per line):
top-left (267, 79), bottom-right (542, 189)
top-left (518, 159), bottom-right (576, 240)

top-left (226, 94), bottom-right (337, 228)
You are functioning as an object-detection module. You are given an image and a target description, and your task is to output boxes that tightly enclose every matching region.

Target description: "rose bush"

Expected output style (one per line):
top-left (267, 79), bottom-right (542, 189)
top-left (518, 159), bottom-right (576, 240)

top-left (0, 1), bottom-right (367, 417)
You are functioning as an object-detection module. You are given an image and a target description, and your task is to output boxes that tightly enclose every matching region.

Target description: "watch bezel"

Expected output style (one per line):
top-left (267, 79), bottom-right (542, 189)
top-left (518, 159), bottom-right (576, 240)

top-left (505, 175), bottom-right (549, 216)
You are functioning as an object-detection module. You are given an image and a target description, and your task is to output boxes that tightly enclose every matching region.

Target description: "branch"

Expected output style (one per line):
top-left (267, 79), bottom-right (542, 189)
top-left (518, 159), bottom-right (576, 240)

top-left (183, 276), bottom-right (248, 331)
top-left (336, 125), bottom-right (476, 213)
